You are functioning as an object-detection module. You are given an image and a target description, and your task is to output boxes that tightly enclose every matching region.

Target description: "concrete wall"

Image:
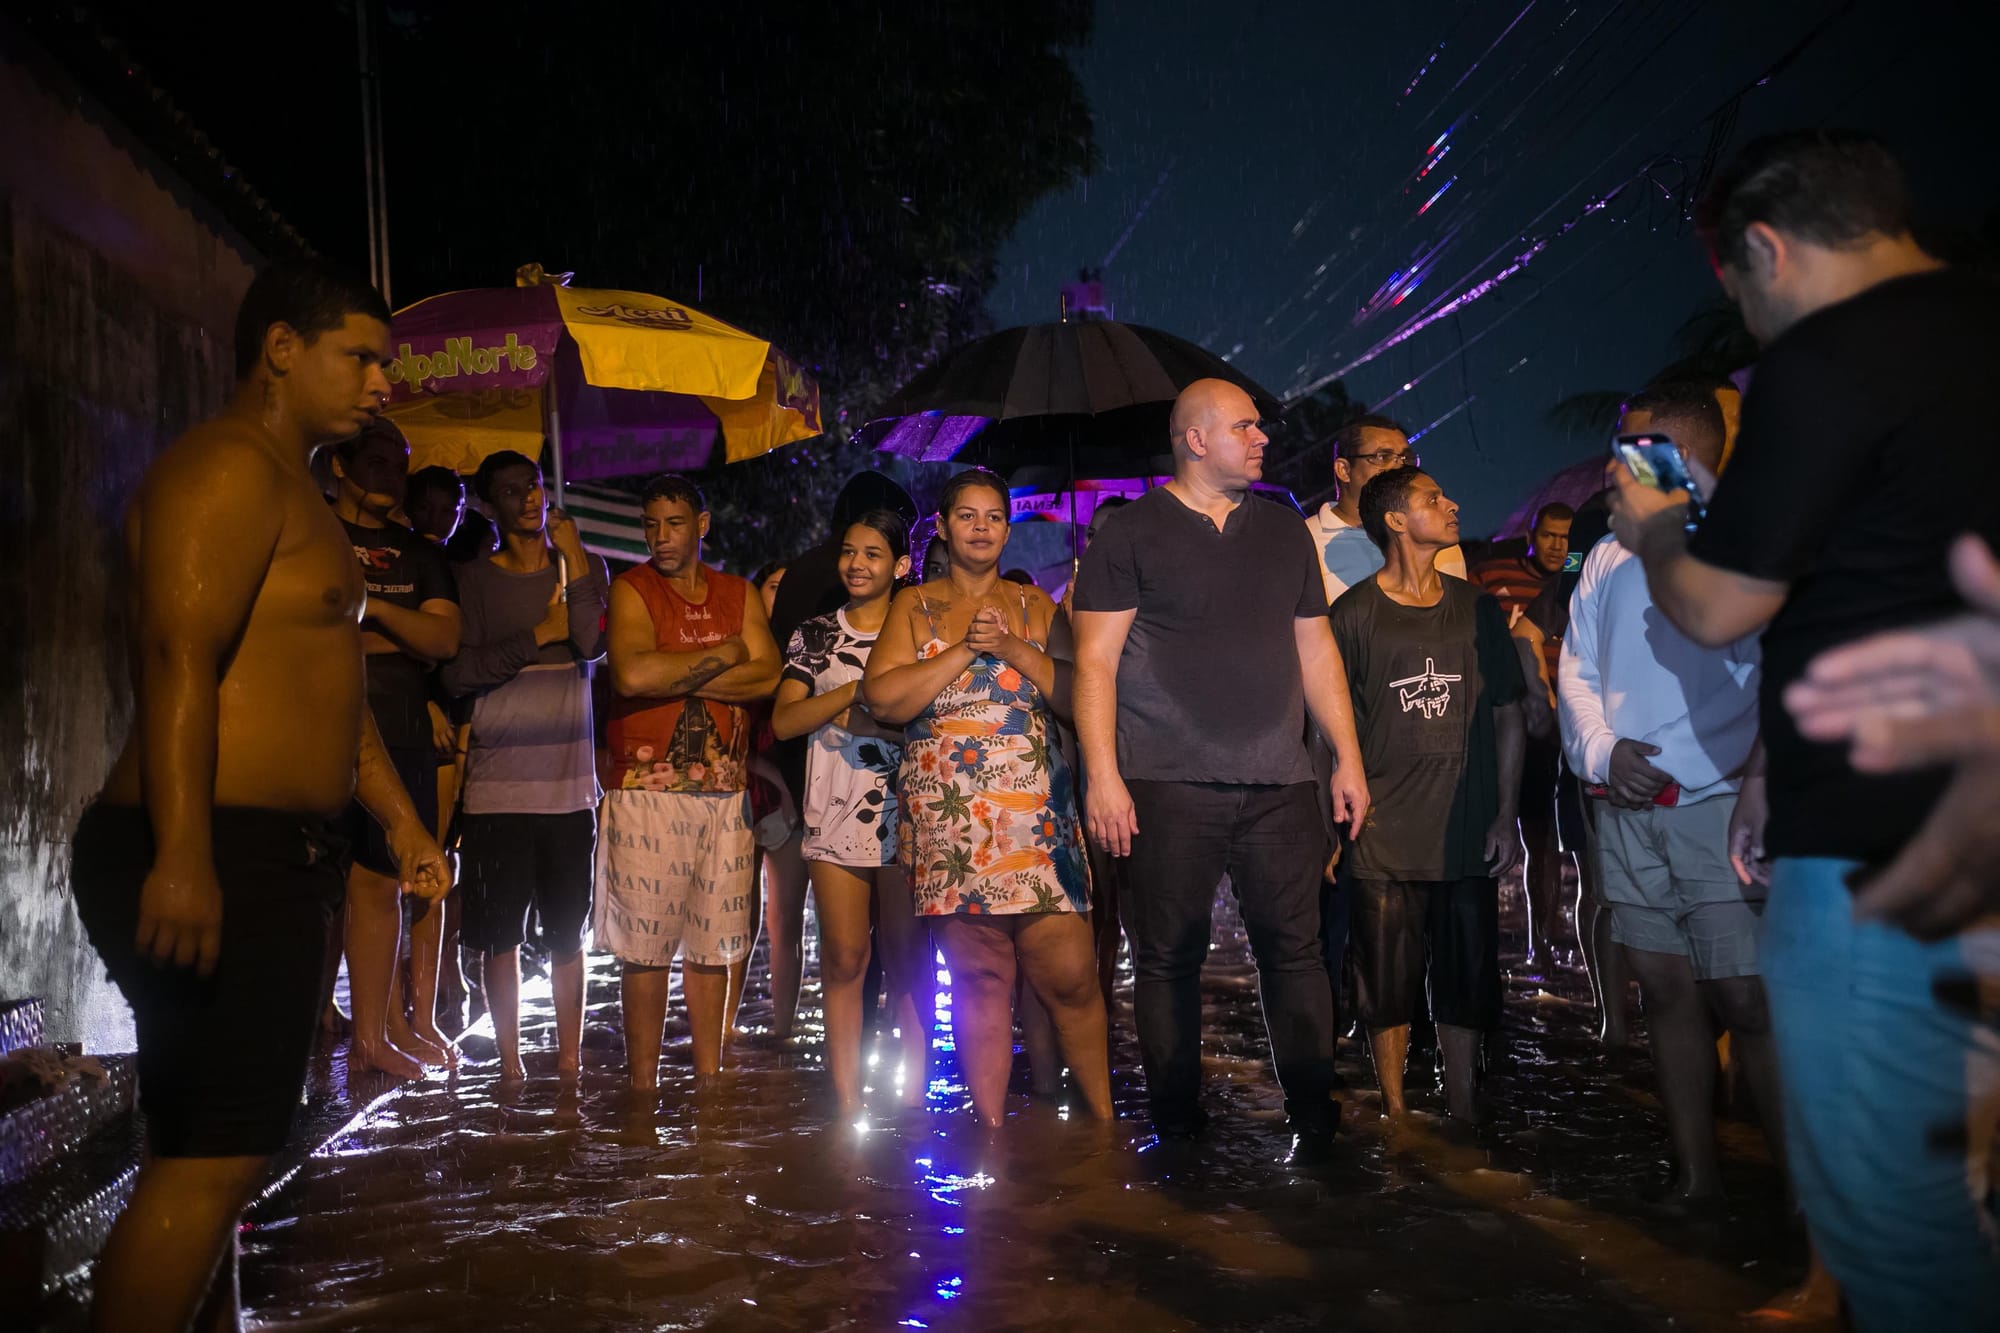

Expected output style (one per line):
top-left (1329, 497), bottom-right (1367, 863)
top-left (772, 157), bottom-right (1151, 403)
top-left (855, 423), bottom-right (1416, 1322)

top-left (1, 27), bottom-right (260, 1046)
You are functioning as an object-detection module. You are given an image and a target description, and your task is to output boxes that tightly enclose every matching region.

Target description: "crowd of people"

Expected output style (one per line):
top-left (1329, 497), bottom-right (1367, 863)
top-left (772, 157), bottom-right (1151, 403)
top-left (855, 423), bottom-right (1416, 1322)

top-left (64, 128), bottom-right (2000, 1331)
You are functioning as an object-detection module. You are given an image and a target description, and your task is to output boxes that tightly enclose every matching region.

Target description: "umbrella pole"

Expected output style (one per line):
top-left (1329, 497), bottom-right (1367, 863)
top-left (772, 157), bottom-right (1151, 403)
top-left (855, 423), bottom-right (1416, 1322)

top-left (1068, 428), bottom-right (1080, 577)
top-left (548, 394), bottom-right (566, 506)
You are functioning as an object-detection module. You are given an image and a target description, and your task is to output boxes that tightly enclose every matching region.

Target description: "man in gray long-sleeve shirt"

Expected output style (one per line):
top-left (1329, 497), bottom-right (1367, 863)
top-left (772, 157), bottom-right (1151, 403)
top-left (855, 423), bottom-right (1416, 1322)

top-left (441, 450), bottom-right (608, 1081)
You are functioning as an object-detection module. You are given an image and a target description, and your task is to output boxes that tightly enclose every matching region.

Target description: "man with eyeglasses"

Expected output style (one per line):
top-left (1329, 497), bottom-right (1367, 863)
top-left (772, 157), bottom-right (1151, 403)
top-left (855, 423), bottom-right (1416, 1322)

top-left (1305, 415), bottom-right (1468, 608)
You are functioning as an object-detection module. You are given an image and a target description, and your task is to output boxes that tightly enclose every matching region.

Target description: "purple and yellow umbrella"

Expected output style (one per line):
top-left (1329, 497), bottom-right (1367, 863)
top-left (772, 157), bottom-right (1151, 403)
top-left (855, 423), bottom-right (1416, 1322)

top-left (382, 280), bottom-right (822, 491)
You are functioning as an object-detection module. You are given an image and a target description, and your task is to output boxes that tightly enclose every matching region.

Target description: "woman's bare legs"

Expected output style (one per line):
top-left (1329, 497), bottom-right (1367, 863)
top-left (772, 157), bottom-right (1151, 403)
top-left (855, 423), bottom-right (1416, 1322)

top-left (1018, 981), bottom-right (1062, 1097)
top-left (935, 918), bottom-right (1020, 1127)
top-left (809, 861), bottom-right (876, 1116)
top-left (762, 832), bottom-right (810, 1040)
top-left (1015, 913), bottom-right (1113, 1119)
top-left (873, 865), bottom-right (934, 1108)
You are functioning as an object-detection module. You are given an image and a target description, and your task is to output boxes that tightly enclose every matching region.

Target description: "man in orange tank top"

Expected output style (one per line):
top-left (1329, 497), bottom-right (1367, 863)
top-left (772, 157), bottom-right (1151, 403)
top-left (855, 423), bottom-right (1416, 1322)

top-left (600, 475), bottom-right (781, 1089)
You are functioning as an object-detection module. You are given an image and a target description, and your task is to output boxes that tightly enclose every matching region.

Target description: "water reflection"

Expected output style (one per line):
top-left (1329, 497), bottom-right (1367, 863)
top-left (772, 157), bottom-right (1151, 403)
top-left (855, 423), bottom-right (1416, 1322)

top-left (240, 884), bottom-right (1815, 1331)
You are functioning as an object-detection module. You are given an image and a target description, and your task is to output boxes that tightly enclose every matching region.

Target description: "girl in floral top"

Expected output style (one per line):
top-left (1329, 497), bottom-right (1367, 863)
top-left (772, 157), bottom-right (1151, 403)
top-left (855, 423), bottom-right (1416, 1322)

top-left (772, 511), bottom-right (930, 1117)
top-left (862, 470), bottom-right (1111, 1126)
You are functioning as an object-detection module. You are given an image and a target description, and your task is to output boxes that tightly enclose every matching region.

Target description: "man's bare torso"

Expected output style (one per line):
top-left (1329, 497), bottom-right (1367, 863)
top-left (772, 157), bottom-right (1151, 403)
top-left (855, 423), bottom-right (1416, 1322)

top-left (102, 420), bottom-right (367, 817)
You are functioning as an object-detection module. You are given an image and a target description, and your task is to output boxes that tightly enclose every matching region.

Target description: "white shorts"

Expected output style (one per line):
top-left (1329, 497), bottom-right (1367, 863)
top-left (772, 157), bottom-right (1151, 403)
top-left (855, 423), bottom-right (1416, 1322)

top-left (594, 789), bottom-right (755, 967)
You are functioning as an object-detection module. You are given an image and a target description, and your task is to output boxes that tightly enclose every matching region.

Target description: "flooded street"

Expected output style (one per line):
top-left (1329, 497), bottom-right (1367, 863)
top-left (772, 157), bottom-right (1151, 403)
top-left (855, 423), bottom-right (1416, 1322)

top-left (241, 883), bottom-right (1813, 1331)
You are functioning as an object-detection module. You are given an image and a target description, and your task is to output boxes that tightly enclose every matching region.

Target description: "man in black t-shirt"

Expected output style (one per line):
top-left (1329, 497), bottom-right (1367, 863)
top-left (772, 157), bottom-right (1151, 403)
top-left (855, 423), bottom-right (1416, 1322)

top-left (405, 463), bottom-right (476, 1025)
top-left (1073, 379), bottom-right (1369, 1148)
top-left (1330, 468), bottom-right (1525, 1123)
top-left (406, 464), bottom-right (466, 546)
top-left (1609, 131), bottom-right (2000, 1328)
top-left (330, 420), bottom-right (464, 1078)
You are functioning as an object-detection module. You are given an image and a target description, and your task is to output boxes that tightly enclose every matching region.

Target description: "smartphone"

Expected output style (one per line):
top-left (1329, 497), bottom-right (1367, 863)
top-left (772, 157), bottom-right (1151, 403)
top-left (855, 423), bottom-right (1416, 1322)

top-left (1612, 432), bottom-right (1704, 532)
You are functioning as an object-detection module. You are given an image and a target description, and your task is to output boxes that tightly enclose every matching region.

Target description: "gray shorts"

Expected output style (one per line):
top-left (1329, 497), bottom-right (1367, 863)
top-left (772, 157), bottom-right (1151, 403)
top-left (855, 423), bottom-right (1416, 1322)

top-left (1595, 794), bottom-right (1764, 980)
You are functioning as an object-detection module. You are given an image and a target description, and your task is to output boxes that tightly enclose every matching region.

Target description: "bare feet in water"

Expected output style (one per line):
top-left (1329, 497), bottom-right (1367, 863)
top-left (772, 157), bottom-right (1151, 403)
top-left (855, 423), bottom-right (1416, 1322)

top-left (399, 1017), bottom-right (459, 1068)
top-left (349, 1036), bottom-right (427, 1080)
top-left (1748, 1253), bottom-right (1840, 1325)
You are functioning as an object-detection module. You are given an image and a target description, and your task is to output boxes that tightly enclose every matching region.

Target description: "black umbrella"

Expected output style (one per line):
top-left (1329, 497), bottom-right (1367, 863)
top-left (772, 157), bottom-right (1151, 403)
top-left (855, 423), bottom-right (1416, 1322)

top-left (854, 318), bottom-right (1285, 478)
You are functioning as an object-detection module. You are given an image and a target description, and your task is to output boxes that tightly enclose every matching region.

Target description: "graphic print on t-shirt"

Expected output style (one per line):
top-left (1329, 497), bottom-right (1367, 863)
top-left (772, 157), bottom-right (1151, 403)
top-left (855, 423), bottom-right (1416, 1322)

top-left (1328, 578), bottom-right (1525, 880)
top-left (607, 565), bottom-right (752, 794)
top-left (341, 518), bottom-right (457, 749)
top-left (1390, 657), bottom-right (1461, 719)
top-left (782, 610), bottom-right (901, 866)
top-left (350, 542), bottom-right (416, 595)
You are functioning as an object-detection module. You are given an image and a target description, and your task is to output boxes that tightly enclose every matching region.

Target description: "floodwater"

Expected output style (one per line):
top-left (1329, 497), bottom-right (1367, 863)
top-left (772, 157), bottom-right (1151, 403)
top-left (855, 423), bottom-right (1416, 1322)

top-left (241, 884), bottom-right (1816, 1332)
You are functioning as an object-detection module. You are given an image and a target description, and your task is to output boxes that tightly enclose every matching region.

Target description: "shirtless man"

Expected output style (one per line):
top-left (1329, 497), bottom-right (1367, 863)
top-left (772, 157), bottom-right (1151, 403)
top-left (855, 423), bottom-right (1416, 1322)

top-left (68, 261), bottom-right (450, 1333)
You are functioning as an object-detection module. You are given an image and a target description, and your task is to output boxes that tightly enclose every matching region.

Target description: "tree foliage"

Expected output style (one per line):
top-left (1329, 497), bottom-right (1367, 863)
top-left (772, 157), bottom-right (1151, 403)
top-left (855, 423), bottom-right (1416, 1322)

top-left (375, 2), bottom-right (1098, 571)
top-left (1265, 381), bottom-right (1364, 511)
top-left (81, 0), bottom-right (1099, 570)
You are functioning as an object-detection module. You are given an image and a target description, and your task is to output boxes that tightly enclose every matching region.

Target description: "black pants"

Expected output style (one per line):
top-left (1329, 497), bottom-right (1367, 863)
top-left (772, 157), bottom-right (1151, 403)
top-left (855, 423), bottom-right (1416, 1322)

top-left (70, 803), bottom-right (345, 1157)
top-left (1122, 781), bottom-right (1336, 1134)
top-left (1318, 845), bottom-right (1353, 1036)
top-left (1349, 876), bottom-right (1501, 1031)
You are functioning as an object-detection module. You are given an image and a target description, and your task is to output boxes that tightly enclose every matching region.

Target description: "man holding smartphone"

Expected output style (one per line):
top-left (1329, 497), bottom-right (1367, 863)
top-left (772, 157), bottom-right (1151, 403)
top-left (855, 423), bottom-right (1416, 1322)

top-left (1610, 131), bottom-right (2000, 1328)
top-left (1563, 393), bottom-right (1779, 1209)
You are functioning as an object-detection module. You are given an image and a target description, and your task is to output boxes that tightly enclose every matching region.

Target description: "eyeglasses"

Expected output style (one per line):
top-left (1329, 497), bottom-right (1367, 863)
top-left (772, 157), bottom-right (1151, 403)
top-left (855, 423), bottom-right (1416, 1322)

top-left (1350, 449), bottom-right (1420, 468)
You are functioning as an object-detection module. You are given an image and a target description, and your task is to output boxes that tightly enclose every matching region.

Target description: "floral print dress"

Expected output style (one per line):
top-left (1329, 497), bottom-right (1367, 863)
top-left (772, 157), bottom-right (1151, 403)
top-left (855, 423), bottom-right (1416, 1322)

top-left (897, 590), bottom-right (1091, 916)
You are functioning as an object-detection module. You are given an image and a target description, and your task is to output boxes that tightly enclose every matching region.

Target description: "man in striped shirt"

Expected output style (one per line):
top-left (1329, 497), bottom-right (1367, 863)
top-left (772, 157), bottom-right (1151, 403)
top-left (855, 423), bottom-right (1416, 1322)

top-left (1470, 503), bottom-right (1573, 626)
top-left (441, 450), bottom-right (610, 1082)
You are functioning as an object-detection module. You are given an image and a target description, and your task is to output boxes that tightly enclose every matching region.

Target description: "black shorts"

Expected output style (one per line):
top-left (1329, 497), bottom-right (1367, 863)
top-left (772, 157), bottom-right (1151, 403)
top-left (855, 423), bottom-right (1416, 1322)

top-left (1350, 876), bottom-right (1501, 1032)
top-left (69, 803), bottom-right (344, 1159)
top-left (335, 743), bottom-right (440, 878)
top-left (457, 809), bottom-right (595, 956)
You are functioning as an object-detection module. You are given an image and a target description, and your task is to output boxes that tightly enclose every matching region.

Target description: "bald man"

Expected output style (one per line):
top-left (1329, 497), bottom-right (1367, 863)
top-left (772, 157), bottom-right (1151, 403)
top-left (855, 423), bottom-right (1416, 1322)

top-left (1071, 378), bottom-right (1369, 1151)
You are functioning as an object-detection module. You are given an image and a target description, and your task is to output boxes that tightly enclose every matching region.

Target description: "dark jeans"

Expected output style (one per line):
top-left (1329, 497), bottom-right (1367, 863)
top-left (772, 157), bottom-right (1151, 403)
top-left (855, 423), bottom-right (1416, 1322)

top-left (1122, 780), bottom-right (1336, 1134)
top-left (1318, 852), bottom-right (1351, 1035)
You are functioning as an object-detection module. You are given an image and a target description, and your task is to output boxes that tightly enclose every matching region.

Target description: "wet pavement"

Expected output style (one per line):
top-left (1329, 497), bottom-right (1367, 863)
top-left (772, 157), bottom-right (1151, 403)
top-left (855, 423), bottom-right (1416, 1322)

top-left (239, 882), bottom-right (1818, 1331)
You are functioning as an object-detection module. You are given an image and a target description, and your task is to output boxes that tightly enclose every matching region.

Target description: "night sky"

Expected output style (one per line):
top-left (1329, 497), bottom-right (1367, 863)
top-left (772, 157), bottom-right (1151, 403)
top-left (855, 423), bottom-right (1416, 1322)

top-left (990, 0), bottom-right (1998, 528)
top-left (65, 0), bottom-right (1998, 533)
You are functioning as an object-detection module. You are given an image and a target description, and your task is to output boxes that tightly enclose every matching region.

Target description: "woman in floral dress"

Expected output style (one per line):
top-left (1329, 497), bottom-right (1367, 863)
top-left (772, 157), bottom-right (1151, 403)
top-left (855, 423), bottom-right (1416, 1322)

top-left (862, 469), bottom-right (1111, 1126)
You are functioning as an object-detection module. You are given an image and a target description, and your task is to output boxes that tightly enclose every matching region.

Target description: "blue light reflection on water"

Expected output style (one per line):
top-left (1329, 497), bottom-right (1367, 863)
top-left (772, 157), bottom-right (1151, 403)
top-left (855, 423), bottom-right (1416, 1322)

top-left (929, 948), bottom-right (957, 1081)
top-left (239, 877), bottom-right (1782, 1329)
